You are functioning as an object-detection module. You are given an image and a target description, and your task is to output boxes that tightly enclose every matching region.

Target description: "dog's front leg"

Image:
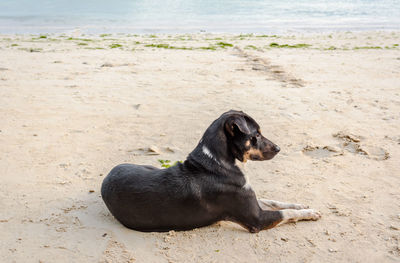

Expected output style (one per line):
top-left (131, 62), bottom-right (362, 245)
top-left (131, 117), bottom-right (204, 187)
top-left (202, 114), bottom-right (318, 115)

top-left (257, 199), bottom-right (309, 210)
top-left (231, 207), bottom-right (320, 233)
top-left (227, 192), bottom-right (321, 233)
top-left (247, 208), bottom-right (321, 232)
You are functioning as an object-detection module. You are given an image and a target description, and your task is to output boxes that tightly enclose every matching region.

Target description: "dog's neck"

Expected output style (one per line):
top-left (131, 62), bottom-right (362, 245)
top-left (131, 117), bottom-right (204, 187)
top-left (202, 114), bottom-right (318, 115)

top-left (200, 143), bottom-right (239, 169)
top-left (201, 144), bottom-right (222, 165)
top-left (186, 118), bottom-right (245, 176)
top-left (187, 138), bottom-right (243, 176)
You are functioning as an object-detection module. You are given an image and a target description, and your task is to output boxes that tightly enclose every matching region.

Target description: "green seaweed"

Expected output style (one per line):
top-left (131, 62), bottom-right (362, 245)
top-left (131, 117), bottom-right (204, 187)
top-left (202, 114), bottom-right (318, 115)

top-left (256, 34), bottom-right (277, 38)
top-left (158, 159), bottom-right (182, 168)
top-left (238, 33), bottom-right (253, 38)
top-left (144, 44), bottom-right (193, 50)
top-left (145, 43), bottom-right (169, 48)
top-left (198, 46), bottom-right (217, 51)
top-left (205, 37), bottom-right (223, 41)
top-left (31, 35), bottom-right (48, 40)
top-left (66, 37), bottom-right (93, 42)
top-left (109, 43), bottom-right (123, 49)
top-left (353, 46), bottom-right (382, 50)
top-left (216, 42), bottom-right (233, 48)
top-left (269, 42), bottom-right (311, 48)
top-left (325, 46), bottom-right (337, 50)
top-left (30, 48), bottom-right (42, 52)
top-left (244, 45), bottom-right (258, 50)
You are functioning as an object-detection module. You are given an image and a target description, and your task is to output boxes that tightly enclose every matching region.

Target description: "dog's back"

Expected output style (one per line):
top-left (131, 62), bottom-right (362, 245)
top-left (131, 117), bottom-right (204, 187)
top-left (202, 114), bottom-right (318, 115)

top-left (101, 163), bottom-right (222, 231)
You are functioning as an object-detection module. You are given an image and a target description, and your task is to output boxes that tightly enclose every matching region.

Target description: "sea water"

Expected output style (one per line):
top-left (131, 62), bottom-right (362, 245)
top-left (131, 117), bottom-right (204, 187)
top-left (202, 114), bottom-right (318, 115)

top-left (1, 0), bottom-right (399, 34)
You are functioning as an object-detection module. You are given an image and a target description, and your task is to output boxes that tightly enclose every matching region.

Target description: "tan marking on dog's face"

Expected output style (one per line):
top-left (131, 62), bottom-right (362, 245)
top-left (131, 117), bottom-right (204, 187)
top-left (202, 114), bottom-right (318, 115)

top-left (245, 140), bottom-right (250, 147)
top-left (243, 147), bottom-right (264, 162)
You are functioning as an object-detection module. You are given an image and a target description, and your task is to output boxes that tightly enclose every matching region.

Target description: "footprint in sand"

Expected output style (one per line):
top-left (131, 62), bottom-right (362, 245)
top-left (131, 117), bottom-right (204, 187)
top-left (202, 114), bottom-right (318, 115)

top-left (333, 131), bottom-right (390, 160)
top-left (302, 145), bottom-right (343, 159)
top-left (100, 240), bottom-right (135, 263)
top-left (302, 132), bottom-right (390, 161)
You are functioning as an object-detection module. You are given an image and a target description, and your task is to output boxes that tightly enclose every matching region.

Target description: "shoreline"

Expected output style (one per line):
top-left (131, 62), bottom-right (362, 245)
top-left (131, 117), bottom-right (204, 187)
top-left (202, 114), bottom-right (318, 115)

top-left (1, 31), bottom-right (399, 52)
top-left (1, 25), bottom-right (400, 35)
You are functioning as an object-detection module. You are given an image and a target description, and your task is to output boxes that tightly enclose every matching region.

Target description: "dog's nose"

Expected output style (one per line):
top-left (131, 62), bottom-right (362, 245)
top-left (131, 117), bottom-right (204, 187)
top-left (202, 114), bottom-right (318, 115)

top-left (273, 145), bottom-right (280, 153)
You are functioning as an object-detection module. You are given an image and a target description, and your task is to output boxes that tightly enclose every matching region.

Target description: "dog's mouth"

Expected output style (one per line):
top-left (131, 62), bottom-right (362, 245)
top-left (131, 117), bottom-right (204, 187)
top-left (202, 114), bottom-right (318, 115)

top-left (250, 154), bottom-right (262, 161)
top-left (261, 144), bottom-right (280, 160)
top-left (261, 150), bottom-right (279, 160)
top-left (263, 153), bottom-right (278, 160)
top-left (244, 143), bottom-right (280, 161)
top-left (249, 151), bottom-right (278, 161)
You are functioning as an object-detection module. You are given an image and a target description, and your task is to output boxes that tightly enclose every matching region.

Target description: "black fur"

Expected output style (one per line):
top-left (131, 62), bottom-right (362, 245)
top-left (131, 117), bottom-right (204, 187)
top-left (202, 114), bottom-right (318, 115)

top-left (101, 110), bottom-right (282, 232)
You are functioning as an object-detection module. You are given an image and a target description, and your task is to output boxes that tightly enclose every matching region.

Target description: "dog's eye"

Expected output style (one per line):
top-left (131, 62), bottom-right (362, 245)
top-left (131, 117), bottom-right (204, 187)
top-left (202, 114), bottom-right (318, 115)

top-left (256, 133), bottom-right (261, 138)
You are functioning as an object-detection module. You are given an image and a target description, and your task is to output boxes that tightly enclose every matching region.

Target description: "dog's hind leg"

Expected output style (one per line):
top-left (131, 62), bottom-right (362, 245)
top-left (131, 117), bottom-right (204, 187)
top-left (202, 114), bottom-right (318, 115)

top-left (257, 199), bottom-right (309, 210)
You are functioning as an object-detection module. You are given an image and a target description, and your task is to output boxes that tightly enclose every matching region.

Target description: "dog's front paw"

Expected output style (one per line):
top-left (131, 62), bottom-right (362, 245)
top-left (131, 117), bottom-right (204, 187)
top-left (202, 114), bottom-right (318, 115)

top-left (306, 209), bottom-right (321, 221)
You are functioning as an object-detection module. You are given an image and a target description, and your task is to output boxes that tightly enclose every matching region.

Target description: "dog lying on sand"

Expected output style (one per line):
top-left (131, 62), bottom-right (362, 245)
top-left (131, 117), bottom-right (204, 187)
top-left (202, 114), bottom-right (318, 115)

top-left (101, 110), bottom-right (321, 233)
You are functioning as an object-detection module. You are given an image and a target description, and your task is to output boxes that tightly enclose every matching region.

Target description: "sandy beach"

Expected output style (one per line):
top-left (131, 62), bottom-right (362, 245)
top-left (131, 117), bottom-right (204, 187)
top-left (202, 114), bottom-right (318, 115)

top-left (0, 31), bottom-right (400, 262)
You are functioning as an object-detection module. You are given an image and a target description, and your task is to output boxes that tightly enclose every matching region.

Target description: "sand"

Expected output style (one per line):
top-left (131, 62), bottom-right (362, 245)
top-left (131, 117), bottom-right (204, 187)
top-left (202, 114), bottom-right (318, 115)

top-left (0, 31), bottom-right (399, 263)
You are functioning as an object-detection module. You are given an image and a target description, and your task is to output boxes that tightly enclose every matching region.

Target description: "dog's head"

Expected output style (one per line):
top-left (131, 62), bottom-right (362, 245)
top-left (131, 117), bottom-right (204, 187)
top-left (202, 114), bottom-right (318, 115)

top-left (223, 110), bottom-right (280, 162)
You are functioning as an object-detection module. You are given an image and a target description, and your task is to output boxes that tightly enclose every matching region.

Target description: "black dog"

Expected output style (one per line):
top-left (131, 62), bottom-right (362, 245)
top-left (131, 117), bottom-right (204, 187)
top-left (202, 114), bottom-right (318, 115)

top-left (101, 110), bottom-right (320, 233)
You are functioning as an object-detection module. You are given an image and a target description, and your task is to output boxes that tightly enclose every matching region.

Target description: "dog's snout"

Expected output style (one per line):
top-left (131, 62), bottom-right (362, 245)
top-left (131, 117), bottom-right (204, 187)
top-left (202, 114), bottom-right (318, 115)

top-left (273, 145), bottom-right (280, 153)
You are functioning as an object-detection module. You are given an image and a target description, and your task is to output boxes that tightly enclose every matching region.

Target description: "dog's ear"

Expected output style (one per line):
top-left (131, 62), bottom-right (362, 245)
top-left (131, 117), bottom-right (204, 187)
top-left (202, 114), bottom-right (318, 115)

top-left (225, 116), bottom-right (251, 136)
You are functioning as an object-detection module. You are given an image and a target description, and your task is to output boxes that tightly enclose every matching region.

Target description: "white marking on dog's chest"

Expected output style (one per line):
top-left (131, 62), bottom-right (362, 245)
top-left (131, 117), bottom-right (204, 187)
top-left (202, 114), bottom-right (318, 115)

top-left (235, 160), bottom-right (251, 190)
top-left (243, 174), bottom-right (251, 190)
